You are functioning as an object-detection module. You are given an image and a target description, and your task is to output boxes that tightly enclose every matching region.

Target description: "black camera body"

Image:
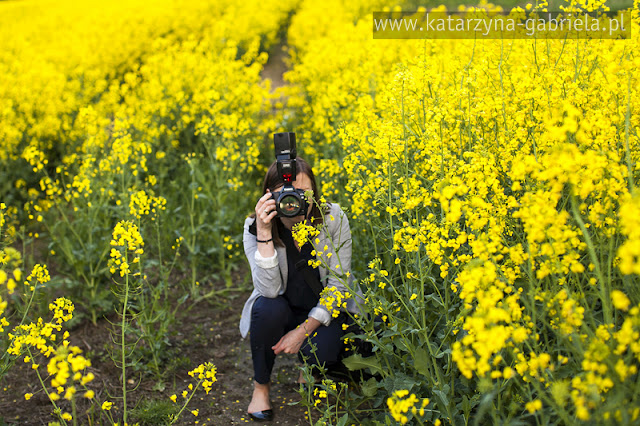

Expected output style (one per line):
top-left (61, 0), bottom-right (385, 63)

top-left (271, 132), bottom-right (309, 218)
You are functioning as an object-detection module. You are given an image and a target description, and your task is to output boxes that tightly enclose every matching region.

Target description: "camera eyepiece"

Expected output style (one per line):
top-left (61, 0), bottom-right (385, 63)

top-left (271, 132), bottom-right (308, 218)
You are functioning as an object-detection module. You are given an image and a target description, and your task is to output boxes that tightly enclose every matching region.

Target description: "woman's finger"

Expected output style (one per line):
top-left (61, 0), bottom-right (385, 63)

top-left (256, 191), bottom-right (274, 214)
top-left (272, 337), bottom-right (284, 354)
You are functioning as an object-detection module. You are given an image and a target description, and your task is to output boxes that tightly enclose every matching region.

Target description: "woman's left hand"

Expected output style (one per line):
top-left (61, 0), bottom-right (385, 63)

top-left (272, 328), bottom-right (307, 355)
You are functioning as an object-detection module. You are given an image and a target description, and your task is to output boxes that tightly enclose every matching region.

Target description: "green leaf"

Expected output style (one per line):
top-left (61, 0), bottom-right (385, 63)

top-left (435, 348), bottom-right (451, 359)
top-left (384, 373), bottom-right (416, 393)
top-left (337, 413), bottom-right (349, 426)
top-left (425, 293), bottom-right (444, 307)
top-left (433, 389), bottom-right (450, 409)
top-left (414, 347), bottom-right (430, 377)
top-left (362, 377), bottom-right (380, 397)
top-left (342, 353), bottom-right (383, 376)
top-left (458, 394), bottom-right (474, 418)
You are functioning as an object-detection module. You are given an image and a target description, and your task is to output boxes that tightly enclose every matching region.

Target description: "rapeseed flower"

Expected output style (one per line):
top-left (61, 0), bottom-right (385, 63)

top-left (319, 286), bottom-right (351, 318)
top-left (525, 399), bottom-right (542, 413)
top-left (386, 390), bottom-right (429, 424)
top-left (109, 220), bottom-right (144, 277)
top-left (611, 290), bottom-right (631, 311)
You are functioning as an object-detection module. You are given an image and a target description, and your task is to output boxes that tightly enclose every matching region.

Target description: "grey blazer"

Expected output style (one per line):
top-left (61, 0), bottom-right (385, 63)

top-left (239, 203), bottom-right (360, 338)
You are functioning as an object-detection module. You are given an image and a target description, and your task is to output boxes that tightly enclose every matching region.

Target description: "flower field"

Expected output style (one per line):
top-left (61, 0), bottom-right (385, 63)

top-left (1, 0), bottom-right (640, 424)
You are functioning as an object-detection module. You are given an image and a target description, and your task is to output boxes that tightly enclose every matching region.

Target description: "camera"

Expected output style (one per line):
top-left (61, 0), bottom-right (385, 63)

top-left (271, 132), bottom-right (309, 218)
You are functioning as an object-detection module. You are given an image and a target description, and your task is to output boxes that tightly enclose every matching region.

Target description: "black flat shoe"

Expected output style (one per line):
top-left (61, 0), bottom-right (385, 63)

top-left (248, 409), bottom-right (274, 422)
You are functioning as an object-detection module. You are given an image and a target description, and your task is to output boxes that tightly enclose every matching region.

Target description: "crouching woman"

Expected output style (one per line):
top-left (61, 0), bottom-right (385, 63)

top-left (239, 158), bottom-right (358, 421)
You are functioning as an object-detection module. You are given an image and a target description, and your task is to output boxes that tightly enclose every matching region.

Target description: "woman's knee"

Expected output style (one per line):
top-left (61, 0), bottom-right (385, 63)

top-left (251, 296), bottom-right (290, 327)
top-left (300, 325), bottom-right (344, 366)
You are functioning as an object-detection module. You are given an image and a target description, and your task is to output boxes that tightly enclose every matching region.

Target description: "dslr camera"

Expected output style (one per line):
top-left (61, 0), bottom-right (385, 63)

top-left (271, 132), bottom-right (309, 218)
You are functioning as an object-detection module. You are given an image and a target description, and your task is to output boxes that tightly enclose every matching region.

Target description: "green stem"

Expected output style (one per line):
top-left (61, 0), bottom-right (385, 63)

top-left (155, 220), bottom-right (168, 300)
top-left (169, 379), bottom-right (204, 425)
top-left (570, 195), bottom-right (611, 324)
top-left (189, 173), bottom-right (198, 296)
top-left (19, 286), bottom-right (37, 327)
top-left (30, 348), bottom-right (67, 426)
top-left (624, 74), bottom-right (635, 193)
top-left (72, 398), bottom-right (77, 426)
top-left (121, 262), bottom-right (129, 424)
top-left (54, 202), bottom-right (87, 254)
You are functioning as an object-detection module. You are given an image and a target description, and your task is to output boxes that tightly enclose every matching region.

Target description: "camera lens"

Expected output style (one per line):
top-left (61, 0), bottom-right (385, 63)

top-left (278, 194), bottom-right (301, 217)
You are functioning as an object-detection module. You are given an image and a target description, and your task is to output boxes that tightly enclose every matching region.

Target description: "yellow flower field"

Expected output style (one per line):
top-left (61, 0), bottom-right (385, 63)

top-left (1, 0), bottom-right (640, 423)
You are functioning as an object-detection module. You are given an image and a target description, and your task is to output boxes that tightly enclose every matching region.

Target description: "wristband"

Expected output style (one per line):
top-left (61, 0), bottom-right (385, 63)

top-left (256, 238), bottom-right (273, 244)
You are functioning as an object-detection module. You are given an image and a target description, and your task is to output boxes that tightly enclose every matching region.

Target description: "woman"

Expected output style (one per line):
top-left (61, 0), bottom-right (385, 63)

top-left (239, 158), bottom-right (358, 421)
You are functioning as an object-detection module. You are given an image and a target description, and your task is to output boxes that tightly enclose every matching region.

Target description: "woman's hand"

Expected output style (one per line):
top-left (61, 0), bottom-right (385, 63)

top-left (271, 327), bottom-right (307, 355)
top-left (255, 190), bottom-right (278, 238)
top-left (272, 318), bottom-right (321, 355)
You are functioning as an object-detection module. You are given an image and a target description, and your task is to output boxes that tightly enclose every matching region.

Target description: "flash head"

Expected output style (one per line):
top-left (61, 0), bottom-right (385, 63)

top-left (274, 132), bottom-right (297, 160)
top-left (271, 132), bottom-right (308, 218)
top-left (274, 132), bottom-right (297, 184)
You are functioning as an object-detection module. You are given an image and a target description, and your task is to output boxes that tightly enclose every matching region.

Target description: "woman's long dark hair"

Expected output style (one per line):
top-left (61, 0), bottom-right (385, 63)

top-left (251, 157), bottom-right (324, 247)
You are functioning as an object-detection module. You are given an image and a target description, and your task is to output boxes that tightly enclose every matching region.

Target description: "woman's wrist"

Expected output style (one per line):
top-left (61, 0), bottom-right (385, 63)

top-left (256, 225), bottom-right (272, 240)
top-left (297, 319), bottom-right (310, 337)
top-left (256, 234), bottom-right (273, 244)
top-left (255, 225), bottom-right (275, 256)
top-left (296, 318), bottom-right (320, 337)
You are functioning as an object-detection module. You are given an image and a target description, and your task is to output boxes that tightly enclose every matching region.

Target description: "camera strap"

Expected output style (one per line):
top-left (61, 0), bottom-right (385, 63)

top-left (297, 259), bottom-right (324, 299)
top-left (285, 239), bottom-right (324, 299)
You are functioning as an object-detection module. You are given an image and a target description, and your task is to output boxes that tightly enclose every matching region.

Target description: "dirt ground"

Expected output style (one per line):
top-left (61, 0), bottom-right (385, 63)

top-left (0, 271), bottom-right (312, 426)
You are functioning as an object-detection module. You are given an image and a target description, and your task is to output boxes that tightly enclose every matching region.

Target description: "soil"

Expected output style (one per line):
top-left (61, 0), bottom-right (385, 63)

top-left (0, 268), bottom-right (312, 426)
top-left (260, 42), bottom-right (288, 92)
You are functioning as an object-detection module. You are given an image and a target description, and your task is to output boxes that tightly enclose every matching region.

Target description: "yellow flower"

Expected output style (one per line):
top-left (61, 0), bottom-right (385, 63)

top-left (81, 372), bottom-right (95, 385)
top-left (109, 220), bottom-right (144, 276)
top-left (611, 290), bottom-right (630, 311)
top-left (24, 393), bottom-right (33, 400)
top-left (191, 409), bottom-right (199, 417)
top-left (170, 394), bottom-right (177, 403)
top-left (25, 264), bottom-right (50, 287)
top-left (292, 222), bottom-right (320, 248)
top-left (101, 401), bottom-right (113, 410)
top-left (503, 367), bottom-right (514, 379)
top-left (387, 390), bottom-right (422, 424)
top-left (64, 386), bottom-right (76, 400)
top-left (525, 399), bottom-right (542, 413)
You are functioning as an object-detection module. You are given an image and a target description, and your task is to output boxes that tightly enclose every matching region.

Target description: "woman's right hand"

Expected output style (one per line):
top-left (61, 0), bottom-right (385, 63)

top-left (255, 190), bottom-right (278, 237)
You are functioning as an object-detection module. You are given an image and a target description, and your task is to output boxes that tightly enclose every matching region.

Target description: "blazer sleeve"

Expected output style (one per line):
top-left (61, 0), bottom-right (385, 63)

top-left (308, 204), bottom-right (353, 326)
top-left (243, 217), bottom-right (284, 298)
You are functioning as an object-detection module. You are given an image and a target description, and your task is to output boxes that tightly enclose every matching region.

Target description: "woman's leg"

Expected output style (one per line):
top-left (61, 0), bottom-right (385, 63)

top-left (248, 296), bottom-right (296, 414)
top-left (250, 295), bottom-right (296, 384)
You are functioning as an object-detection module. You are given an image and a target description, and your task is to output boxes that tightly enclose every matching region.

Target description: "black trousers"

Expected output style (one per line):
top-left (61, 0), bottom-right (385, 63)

top-left (250, 296), bottom-right (345, 384)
